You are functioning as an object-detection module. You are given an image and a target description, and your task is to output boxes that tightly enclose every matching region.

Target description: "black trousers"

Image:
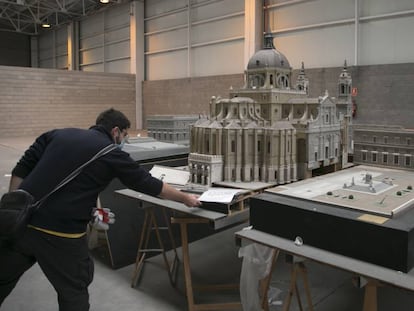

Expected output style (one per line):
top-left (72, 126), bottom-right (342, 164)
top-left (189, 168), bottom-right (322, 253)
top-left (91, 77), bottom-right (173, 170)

top-left (0, 227), bottom-right (94, 311)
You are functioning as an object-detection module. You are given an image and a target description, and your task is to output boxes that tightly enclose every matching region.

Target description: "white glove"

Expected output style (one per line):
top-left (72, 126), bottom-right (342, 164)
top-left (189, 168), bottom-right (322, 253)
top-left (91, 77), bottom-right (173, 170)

top-left (90, 207), bottom-right (115, 231)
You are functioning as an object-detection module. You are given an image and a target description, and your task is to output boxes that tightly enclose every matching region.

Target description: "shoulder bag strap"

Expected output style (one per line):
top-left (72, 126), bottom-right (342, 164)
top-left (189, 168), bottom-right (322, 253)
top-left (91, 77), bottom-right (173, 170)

top-left (34, 143), bottom-right (118, 208)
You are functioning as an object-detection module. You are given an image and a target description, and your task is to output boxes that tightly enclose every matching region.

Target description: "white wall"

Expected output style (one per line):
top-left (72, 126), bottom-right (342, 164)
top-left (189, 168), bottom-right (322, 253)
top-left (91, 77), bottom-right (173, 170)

top-left (268, 0), bottom-right (414, 69)
top-left (34, 0), bottom-right (414, 77)
top-left (144, 0), bottom-right (245, 80)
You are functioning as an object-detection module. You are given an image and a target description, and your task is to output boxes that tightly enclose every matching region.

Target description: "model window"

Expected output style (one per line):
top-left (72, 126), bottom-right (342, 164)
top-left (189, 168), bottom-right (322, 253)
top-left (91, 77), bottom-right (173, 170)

top-left (278, 75), bottom-right (289, 88)
top-left (362, 152), bottom-right (367, 161)
top-left (314, 152), bottom-right (318, 161)
top-left (270, 74), bottom-right (274, 86)
top-left (253, 74), bottom-right (265, 87)
top-left (231, 140), bottom-right (235, 153)
top-left (257, 141), bottom-right (261, 152)
top-left (325, 114), bottom-right (329, 123)
top-left (405, 156), bottom-right (411, 166)
top-left (372, 153), bottom-right (377, 162)
top-left (267, 142), bottom-right (271, 154)
top-left (335, 148), bottom-right (338, 157)
top-left (407, 138), bottom-right (411, 145)
top-left (384, 136), bottom-right (388, 144)
top-left (394, 154), bottom-right (399, 165)
top-left (373, 136), bottom-right (376, 143)
top-left (383, 153), bottom-right (388, 163)
top-left (206, 140), bottom-right (209, 153)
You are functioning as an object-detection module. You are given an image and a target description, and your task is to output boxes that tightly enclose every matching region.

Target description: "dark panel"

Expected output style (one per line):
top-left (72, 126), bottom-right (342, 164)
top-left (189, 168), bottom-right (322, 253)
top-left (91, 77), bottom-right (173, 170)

top-left (0, 32), bottom-right (31, 67)
top-left (250, 193), bottom-right (414, 272)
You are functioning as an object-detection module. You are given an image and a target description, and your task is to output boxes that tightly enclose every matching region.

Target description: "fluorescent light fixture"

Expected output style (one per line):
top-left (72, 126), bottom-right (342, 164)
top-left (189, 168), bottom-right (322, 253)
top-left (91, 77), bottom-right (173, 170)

top-left (100, 0), bottom-right (110, 3)
top-left (41, 22), bottom-right (51, 28)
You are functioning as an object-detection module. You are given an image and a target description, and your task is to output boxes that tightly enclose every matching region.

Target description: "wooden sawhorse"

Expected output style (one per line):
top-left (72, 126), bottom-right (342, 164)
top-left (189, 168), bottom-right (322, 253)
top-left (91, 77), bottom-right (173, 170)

top-left (131, 205), bottom-right (179, 288)
top-left (170, 216), bottom-right (279, 311)
top-left (283, 259), bottom-right (314, 311)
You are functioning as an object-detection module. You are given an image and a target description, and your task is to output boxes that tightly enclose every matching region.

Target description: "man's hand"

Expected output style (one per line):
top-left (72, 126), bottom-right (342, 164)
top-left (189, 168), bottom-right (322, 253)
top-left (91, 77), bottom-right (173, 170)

top-left (159, 183), bottom-right (201, 207)
top-left (182, 193), bottom-right (202, 208)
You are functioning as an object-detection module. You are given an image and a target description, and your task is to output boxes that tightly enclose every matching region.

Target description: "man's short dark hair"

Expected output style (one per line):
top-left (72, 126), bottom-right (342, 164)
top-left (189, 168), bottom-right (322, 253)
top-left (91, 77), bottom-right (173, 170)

top-left (96, 108), bottom-right (131, 132)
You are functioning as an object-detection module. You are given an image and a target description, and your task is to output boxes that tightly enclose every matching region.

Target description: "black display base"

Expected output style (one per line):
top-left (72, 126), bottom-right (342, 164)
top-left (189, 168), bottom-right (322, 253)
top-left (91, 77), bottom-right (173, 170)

top-left (250, 193), bottom-right (414, 273)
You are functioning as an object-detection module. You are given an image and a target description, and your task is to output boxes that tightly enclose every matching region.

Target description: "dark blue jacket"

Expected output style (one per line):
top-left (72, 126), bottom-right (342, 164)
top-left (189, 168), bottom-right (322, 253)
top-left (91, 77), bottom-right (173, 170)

top-left (12, 125), bottom-right (163, 234)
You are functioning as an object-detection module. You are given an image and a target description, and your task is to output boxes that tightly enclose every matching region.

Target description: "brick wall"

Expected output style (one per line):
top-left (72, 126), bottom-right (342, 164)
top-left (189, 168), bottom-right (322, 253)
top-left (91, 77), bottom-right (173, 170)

top-left (2, 63), bottom-right (412, 138)
top-left (0, 66), bottom-right (136, 137)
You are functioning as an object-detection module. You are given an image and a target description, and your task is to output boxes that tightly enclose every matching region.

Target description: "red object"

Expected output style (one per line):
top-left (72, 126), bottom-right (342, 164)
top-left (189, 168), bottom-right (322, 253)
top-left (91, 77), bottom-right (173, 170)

top-left (352, 87), bottom-right (358, 96)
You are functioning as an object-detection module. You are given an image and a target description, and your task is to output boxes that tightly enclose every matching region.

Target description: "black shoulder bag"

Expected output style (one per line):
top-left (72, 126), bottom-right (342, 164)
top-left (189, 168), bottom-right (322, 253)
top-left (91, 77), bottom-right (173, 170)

top-left (0, 144), bottom-right (117, 241)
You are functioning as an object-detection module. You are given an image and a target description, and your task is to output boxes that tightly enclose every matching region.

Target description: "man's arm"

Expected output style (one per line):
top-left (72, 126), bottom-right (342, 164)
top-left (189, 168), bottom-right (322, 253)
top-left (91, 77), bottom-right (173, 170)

top-left (159, 182), bottom-right (201, 207)
top-left (9, 175), bottom-right (23, 191)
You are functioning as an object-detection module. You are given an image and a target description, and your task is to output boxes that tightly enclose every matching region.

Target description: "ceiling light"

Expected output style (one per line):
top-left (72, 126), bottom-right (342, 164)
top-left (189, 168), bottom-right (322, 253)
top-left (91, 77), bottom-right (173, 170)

top-left (100, 0), bottom-right (110, 3)
top-left (41, 22), bottom-right (51, 28)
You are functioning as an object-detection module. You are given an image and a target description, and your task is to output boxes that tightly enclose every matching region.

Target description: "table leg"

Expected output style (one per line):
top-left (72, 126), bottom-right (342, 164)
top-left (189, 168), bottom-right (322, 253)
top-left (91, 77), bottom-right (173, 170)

top-left (363, 280), bottom-right (378, 311)
top-left (178, 221), bottom-right (196, 311)
top-left (173, 217), bottom-right (242, 310)
top-left (260, 249), bottom-right (280, 311)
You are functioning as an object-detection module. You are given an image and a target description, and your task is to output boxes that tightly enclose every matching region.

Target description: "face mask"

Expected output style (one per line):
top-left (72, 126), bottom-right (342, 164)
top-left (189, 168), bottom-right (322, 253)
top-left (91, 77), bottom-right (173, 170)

top-left (116, 129), bottom-right (128, 150)
top-left (117, 138), bottom-right (126, 150)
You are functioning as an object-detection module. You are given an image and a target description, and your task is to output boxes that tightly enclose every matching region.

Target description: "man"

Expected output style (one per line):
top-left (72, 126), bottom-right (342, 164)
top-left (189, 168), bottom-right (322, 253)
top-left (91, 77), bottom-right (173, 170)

top-left (0, 108), bottom-right (200, 310)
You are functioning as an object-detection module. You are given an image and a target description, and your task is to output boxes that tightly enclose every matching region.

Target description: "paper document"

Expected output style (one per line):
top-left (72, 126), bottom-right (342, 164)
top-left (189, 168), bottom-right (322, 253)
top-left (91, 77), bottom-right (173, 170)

top-left (149, 165), bottom-right (189, 186)
top-left (199, 188), bottom-right (244, 204)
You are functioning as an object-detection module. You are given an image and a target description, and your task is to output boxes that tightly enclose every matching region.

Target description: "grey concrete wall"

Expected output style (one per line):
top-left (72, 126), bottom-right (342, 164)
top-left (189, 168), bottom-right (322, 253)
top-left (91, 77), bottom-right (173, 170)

top-left (143, 63), bottom-right (414, 130)
top-left (142, 74), bottom-right (244, 128)
top-left (0, 66), bottom-right (136, 137)
top-left (293, 63), bottom-right (414, 129)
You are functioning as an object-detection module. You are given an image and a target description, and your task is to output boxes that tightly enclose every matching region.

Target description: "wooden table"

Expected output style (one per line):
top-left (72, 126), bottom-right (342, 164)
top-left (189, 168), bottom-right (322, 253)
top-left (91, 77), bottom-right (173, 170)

top-left (235, 228), bottom-right (414, 311)
top-left (115, 188), bottom-right (250, 311)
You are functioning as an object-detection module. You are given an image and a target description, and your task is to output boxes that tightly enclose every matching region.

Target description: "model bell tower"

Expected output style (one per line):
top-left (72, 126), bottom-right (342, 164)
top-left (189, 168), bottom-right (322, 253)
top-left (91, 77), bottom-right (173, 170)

top-left (295, 61), bottom-right (309, 94)
top-left (338, 60), bottom-right (352, 99)
top-left (337, 60), bottom-right (353, 161)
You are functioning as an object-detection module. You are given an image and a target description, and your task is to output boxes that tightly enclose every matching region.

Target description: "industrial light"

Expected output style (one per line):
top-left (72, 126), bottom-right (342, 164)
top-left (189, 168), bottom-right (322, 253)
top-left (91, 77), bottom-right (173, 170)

top-left (100, 0), bottom-right (110, 3)
top-left (41, 22), bottom-right (51, 28)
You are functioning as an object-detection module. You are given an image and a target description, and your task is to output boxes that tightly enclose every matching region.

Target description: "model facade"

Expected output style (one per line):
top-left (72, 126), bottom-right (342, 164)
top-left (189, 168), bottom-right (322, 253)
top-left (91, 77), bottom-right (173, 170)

top-left (353, 124), bottom-right (414, 171)
top-left (189, 33), bottom-right (353, 186)
top-left (146, 115), bottom-right (198, 145)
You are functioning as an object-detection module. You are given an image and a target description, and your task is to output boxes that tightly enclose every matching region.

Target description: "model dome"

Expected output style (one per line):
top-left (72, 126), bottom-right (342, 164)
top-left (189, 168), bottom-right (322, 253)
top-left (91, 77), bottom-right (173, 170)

top-left (247, 33), bottom-right (291, 70)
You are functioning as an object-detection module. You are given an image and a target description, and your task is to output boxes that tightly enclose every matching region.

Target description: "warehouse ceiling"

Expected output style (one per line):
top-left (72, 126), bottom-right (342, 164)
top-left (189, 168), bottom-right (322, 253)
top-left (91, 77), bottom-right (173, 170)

top-left (0, 0), bottom-right (127, 36)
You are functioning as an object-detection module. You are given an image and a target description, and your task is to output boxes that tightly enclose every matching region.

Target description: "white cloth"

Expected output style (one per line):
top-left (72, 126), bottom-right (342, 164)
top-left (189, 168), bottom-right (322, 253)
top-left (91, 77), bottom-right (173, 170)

top-left (239, 243), bottom-right (274, 311)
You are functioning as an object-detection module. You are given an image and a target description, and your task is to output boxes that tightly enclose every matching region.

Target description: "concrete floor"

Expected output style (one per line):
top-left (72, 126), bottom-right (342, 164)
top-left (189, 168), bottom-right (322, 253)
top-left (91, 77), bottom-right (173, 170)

top-left (1, 136), bottom-right (414, 311)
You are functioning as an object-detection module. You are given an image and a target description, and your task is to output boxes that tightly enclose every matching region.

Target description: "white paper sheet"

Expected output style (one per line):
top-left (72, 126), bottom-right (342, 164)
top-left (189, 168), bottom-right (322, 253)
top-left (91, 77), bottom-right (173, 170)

top-left (199, 188), bottom-right (244, 203)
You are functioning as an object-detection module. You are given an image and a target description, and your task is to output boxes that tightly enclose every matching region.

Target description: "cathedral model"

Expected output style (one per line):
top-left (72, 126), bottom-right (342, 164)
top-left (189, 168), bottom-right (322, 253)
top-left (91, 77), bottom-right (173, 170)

top-left (188, 33), bottom-right (353, 186)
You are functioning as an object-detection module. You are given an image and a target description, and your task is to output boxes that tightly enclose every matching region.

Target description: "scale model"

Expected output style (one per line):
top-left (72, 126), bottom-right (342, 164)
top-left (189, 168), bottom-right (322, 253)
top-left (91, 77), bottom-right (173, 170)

top-left (188, 33), bottom-right (353, 187)
top-left (250, 165), bottom-right (414, 272)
